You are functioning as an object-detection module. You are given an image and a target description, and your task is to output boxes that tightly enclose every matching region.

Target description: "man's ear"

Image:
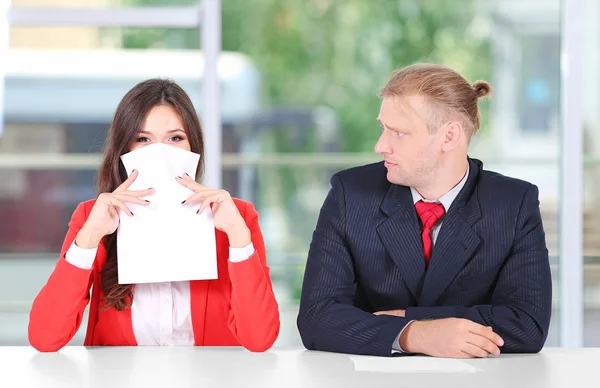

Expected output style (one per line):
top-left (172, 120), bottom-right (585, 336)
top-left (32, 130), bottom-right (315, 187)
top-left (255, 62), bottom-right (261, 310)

top-left (440, 121), bottom-right (464, 152)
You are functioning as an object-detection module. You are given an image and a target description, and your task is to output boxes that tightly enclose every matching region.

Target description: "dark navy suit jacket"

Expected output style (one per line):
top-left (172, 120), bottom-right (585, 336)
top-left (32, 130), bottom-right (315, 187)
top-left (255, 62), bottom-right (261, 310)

top-left (297, 158), bottom-right (552, 357)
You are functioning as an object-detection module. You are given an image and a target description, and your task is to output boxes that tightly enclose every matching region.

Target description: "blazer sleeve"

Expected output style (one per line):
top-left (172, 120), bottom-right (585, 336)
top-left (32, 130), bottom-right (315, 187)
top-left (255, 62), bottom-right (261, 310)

top-left (405, 184), bottom-right (552, 353)
top-left (297, 174), bottom-right (411, 357)
top-left (28, 202), bottom-right (95, 352)
top-left (226, 201), bottom-right (280, 352)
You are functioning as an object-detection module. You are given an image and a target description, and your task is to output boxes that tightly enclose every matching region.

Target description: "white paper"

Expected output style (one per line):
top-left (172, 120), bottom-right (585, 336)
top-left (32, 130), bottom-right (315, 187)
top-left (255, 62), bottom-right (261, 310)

top-left (117, 143), bottom-right (218, 284)
top-left (350, 355), bottom-right (481, 373)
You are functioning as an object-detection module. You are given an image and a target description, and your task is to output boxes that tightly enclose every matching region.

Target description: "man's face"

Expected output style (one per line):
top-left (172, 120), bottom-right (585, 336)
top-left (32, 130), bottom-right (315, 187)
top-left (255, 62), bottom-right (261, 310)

top-left (374, 95), bottom-right (441, 187)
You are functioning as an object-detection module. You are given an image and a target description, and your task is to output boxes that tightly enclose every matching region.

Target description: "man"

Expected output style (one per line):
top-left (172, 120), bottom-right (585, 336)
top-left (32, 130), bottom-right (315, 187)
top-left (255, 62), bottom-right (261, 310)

top-left (297, 63), bottom-right (552, 358)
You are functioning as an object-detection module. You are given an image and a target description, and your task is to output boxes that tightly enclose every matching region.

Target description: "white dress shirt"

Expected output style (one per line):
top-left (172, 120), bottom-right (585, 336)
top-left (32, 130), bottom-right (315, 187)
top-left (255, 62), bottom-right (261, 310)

top-left (392, 164), bottom-right (470, 353)
top-left (65, 240), bottom-right (255, 346)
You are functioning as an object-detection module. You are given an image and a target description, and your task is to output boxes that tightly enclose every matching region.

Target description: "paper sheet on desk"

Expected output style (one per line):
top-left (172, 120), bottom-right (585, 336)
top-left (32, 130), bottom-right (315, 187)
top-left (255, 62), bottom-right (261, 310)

top-left (350, 355), bottom-right (481, 373)
top-left (117, 143), bottom-right (217, 284)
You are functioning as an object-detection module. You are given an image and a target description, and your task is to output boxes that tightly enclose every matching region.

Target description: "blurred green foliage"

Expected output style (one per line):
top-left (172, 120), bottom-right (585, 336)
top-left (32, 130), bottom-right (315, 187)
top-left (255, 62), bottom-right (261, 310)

top-left (116, 0), bottom-right (491, 152)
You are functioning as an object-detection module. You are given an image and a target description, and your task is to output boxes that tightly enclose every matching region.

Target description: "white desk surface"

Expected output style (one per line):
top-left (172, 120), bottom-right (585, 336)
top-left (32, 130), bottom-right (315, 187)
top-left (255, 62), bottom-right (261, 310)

top-left (0, 346), bottom-right (597, 388)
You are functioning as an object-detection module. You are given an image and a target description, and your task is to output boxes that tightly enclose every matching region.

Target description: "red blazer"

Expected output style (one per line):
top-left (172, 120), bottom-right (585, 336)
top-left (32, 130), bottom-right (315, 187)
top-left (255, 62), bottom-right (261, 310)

top-left (28, 198), bottom-right (280, 352)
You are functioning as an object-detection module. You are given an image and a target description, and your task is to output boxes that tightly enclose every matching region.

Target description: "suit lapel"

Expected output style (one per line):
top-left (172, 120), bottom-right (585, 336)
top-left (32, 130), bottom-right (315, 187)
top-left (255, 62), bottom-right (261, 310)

top-left (419, 159), bottom-right (483, 306)
top-left (376, 184), bottom-right (426, 301)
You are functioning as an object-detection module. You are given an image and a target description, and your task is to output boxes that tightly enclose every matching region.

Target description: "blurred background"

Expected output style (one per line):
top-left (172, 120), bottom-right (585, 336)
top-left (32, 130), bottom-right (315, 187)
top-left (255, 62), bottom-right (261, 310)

top-left (0, 0), bottom-right (594, 348)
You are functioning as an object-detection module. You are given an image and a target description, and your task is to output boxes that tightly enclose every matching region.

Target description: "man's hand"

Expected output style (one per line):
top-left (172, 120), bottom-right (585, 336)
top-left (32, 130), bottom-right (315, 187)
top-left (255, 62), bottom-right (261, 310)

top-left (400, 318), bottom-right (504, 358)
top-left (373, 310), bottom-right (405, 317)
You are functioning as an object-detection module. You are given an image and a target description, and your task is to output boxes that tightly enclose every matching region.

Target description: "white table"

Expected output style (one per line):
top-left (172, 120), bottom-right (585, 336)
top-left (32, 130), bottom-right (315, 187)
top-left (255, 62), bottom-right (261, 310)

top-left (0, 346), bottom-right (597, 388)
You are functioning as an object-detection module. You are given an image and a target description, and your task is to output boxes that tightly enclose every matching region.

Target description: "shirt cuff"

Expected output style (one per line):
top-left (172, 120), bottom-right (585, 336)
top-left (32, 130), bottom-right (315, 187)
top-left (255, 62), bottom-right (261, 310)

top-left (229, 242), bottom-right (255, 263)
top-left (65, 240), bottom-right (98, 270)
top-left (391, 320), bottom-right (415, 354)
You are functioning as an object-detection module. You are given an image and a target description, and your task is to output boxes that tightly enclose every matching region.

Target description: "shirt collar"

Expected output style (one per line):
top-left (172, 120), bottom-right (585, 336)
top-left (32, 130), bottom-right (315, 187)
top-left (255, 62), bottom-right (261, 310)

top-left (410, 163), bottom-right (470, 212)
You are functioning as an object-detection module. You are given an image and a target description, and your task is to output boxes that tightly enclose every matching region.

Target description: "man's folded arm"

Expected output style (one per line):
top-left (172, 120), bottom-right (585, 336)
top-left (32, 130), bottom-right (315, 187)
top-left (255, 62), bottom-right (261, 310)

top-left (297, 174), bottom-right (411, 357)
top-left (404, 185), bottom-right (552, 353)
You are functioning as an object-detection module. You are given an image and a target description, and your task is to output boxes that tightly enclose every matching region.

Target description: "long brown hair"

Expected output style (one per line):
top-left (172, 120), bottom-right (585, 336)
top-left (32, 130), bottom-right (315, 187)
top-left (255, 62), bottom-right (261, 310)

top-left (97, 78), bottom-right (205, 310)
top-left (379, 63), bottom-right (492, 141)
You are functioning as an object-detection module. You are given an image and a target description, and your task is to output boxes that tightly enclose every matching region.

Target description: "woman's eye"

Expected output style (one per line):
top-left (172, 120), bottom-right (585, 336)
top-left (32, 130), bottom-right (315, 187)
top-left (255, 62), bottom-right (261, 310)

top-left (170, 136), bottom-right (184, 142)
top-left (136, 137), bottom-right (151, 142)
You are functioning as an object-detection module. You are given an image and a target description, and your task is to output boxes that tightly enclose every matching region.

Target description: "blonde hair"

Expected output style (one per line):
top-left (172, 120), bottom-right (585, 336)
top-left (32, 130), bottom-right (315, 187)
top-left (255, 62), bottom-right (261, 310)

top-left (378, 63), bottom-right (491, 139)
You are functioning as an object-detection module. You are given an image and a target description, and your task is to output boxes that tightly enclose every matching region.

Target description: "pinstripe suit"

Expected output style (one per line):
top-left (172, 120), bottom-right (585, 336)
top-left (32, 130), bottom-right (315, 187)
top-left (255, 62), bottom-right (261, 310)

top-left (297, 158), bottom-right (552, 357)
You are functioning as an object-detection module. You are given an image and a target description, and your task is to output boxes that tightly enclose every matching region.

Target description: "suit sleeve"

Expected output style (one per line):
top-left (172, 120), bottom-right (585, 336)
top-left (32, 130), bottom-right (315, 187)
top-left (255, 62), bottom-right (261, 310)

top-left (405, 185), bottom-right (552, 353)
top-left (28, 202), bottom-right (95, 352)
top-left (227, 202), bottom-right (280, 352)
top-left (297, 174), bottom-right (411, 357)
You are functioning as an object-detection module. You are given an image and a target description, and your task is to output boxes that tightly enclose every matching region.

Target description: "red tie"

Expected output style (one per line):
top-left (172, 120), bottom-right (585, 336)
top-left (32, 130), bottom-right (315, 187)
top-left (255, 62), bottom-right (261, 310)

top-left (415, 200), bottom-right (446, 266)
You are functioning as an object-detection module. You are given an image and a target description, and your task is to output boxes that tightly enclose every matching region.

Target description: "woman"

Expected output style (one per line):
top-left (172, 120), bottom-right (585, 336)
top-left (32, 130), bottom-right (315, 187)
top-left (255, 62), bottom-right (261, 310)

top-left (28, 78), bottom-right (280, 352)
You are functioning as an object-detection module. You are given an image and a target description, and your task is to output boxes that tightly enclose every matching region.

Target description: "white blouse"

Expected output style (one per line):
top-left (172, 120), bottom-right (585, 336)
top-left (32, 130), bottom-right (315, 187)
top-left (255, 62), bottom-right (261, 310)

top-left (65, 240), bottom-right (254, 346)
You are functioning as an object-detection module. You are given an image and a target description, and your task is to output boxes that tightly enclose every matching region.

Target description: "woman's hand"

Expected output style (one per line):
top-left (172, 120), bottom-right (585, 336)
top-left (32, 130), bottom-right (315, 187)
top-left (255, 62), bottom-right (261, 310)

top-left (177, 174), bottom-right (250, 247)
top-left (76, 169), bottom-right (154, 248)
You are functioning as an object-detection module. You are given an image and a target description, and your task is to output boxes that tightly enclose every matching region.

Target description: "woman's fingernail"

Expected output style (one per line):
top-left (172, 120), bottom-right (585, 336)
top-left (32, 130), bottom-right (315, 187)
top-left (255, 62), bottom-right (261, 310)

top-left (184, 172), bottom-right (190, 177)
top-left (130, 212), bottom-right (134, 216)
top-left (144, 200), bottom-right (150, 203)
top-left (181, 200), bottom-right (186, 204)
top-left (176, 176), bottom-right (182, 179)
top-left (196, 209), bottom-right (200, 214)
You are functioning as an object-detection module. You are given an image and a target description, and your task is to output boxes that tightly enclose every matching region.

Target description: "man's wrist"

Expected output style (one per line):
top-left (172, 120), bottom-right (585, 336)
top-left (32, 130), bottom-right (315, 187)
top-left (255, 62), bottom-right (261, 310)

top-left (399, 320), bottom-right (425, 354)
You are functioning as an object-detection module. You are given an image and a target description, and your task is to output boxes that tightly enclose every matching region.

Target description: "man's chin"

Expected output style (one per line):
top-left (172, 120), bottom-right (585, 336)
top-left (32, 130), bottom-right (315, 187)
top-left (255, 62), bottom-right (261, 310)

top-left (386, 171), bottom-right (408, 186)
